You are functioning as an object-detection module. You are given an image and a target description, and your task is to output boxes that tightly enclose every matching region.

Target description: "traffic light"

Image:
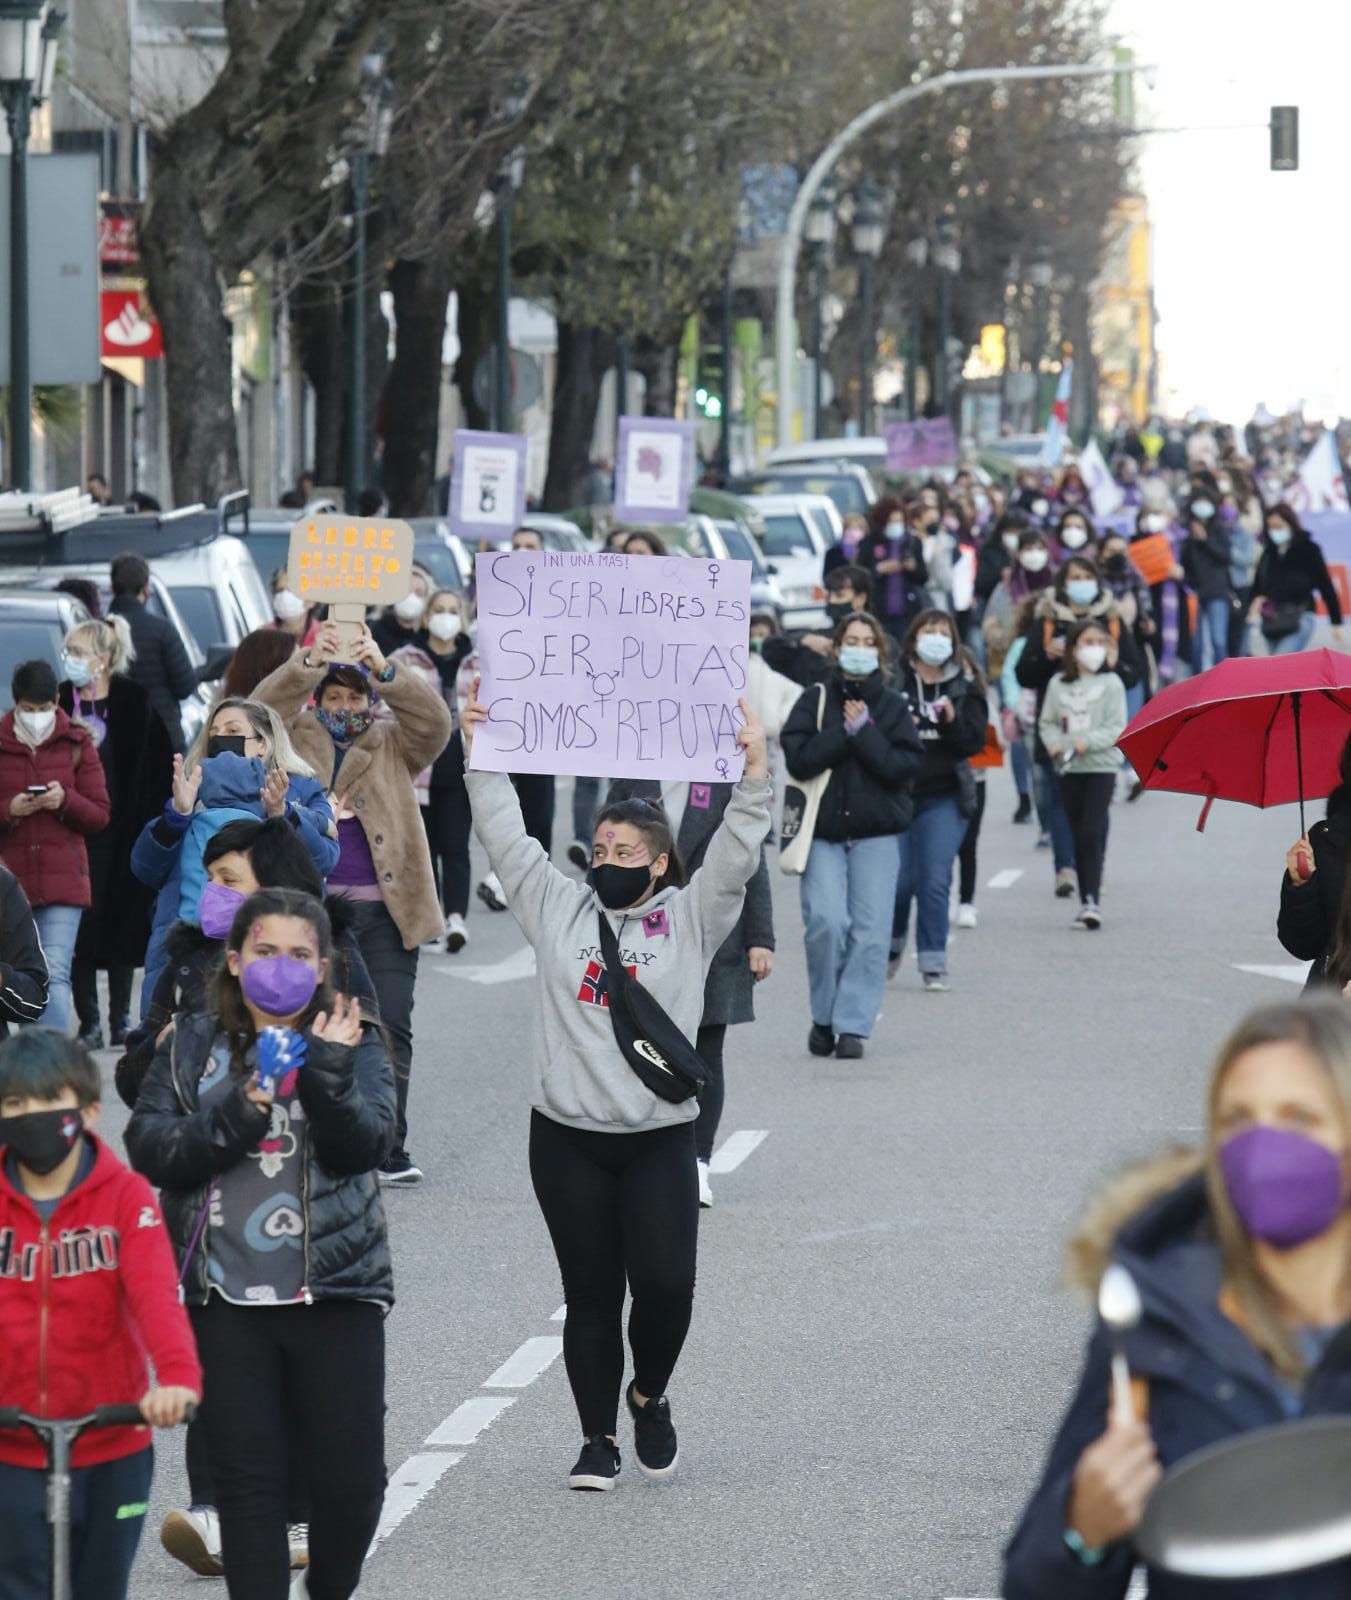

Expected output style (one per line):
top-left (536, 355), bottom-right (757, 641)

top-left (1271, 106), bottom-right (1298, 171)
top-left (695, 342), bottom-right (725, 419)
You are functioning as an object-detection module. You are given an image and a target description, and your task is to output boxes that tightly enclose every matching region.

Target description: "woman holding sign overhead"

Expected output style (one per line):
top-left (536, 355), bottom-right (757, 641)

top-left (461, 676), bottom-right (771, 1494)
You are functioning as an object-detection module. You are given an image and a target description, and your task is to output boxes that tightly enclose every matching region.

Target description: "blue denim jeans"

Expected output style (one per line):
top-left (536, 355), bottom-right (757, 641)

top-left (1190, 596), bottom-right (1231, 673)
top-left (800, 835), bottom-right (901, 1038)
top-left (893, 793), bottom-right (969, 976)
top-left (1010, 735), bottom-right (1033, 799)
top-left (1033, 760), bottom-right (1076, 873)
top-left (1270, 611), bottom-right (1316, 654)
top-left (33, 903), bottom-right (82, 1034)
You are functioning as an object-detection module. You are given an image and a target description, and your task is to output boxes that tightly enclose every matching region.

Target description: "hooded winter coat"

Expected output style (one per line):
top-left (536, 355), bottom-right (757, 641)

top-left (0, 708), bottom-right (111, 908)
top-left (1016, 591), bottom-right (1143, 761)
top-left (1277, 786), bottom-right (1351, 988)
top-left (1004, 1164), bottom-right (1351, 1599)
top-left (465, 769), bottom-right (771, 1133)
top-left (124, 1011), bottom-right (396, 1307)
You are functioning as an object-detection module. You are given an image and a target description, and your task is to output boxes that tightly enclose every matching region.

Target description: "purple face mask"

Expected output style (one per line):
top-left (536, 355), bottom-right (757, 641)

top-left (1219, 504), bottom-right (1239, 523)
top-left (239, 954), bottom-right (319, 1019)
top-left (198, 882), bottom-right (245, 940)
top-left (1220, 1125), bottom-right (1345, 1249)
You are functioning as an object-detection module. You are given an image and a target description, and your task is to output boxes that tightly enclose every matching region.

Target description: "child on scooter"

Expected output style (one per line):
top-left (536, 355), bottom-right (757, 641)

top-left (0, 1029), bottom-right (200, 1600)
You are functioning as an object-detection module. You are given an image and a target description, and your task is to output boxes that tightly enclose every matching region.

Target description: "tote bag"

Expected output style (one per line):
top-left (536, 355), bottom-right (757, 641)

top-left (779, 684), bottom-right (830, 876)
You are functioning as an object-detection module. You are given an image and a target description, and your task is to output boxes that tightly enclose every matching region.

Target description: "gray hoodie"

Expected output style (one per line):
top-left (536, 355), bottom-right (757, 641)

top-left (466, 770), bottom-right (772, 1133)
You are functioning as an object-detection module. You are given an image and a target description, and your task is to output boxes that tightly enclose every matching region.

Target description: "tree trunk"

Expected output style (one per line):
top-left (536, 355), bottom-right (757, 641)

top-left (383, 254), bottom-right (455, 517)
top-left (542, 320), bottom-right (613, 512)
top-left (139, 162), bottom-right (241, 504)
top-left (633, 336), bottom-right (676, 417)
top-left (452, 274), bottom-right (493, 433)
top-left (291, 279), bottom-right (346, 485)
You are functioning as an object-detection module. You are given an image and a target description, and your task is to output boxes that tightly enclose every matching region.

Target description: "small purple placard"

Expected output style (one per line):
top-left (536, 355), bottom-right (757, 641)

top-left (884, 417), bottom-right (957, 471)
top-left (614, 416), bottom-right (696, 525)
top-left (450, 428), bottom-right (528, 542)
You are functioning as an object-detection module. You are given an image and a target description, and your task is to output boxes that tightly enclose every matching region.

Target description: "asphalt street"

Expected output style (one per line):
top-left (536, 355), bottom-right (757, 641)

top-left (98, 763), bottom-right (1309, 1600)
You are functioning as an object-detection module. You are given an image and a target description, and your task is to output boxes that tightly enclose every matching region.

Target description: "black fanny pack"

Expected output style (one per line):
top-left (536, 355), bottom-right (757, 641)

top-left (596, 910), bottom-right (707, 1104)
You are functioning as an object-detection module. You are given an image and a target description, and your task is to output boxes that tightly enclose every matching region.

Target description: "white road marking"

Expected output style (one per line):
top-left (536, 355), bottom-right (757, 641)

top-left (482, 1336), bottom-right (564, 1389)
top-left (369, 1453), bottom-right (463, 1550)
top-left (424, 1394), bottom-right (517, 1448)
top-left (434, 946), bottom-right (537, 985)
top-left (987, 868), bottom-right (1024, 889)
top-left (1232, 962), bottom-right (1308, 985)
top-left (550, 1304), bottom-right (567, 1322)
top-left (708, 1129), bottom-right (768, 1174)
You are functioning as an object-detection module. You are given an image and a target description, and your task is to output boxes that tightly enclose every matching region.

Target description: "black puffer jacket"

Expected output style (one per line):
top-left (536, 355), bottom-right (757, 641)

top-left (780, 669), bottom-right (923, 842)
top-left (108, 595), bottom-right (198, 754)
top-left (1277, 787), bottom-right (1351, 988)
top-left (0, 865), bottom-right (47, 1037)
top-left (894, 660), bottom-right (988, 801)
top-left (124, 1011), bottom-right (396, 1307)
top-left (1252, 534), bottom-right (1343, 624)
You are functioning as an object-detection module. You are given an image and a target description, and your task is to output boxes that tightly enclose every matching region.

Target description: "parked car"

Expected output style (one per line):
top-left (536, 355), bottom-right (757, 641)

top-left (762, 437), bottom-right (996, 492)
top-left (712, 519), bottom-right (785, 627)
top-left (0, 590), bottom-right (93, 708)
top-left (742, 495), bottom-right (831, 632)
top-left (791, 492), bottom-right (845, 547)
top-left (520, 513), bottom-right (589, 553)
top-left (734, 463), bottom-right (877, 519)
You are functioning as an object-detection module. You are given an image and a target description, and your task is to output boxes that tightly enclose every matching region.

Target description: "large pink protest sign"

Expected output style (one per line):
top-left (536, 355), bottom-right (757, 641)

top-left (468, 550), bottom-right (752, 782)
top-left (884, 417), bottom-right (957, 471)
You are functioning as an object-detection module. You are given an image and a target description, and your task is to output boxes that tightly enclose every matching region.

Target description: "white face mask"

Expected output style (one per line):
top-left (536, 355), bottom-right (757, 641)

top-left (428, 611), bottom-right (461, 641)
top-left (1019, 549), bottom-right (1049, 573)
top-left (1060, 525), bottom-right (1089, 550)
top-left (1190, 499), bottom-right (1216, 520)
top-left (1142, 513), bottom-right (1167, 533)
top-left (394, 593), bottom-right (425, 624)
top-left (1002, 533), bottom-right (1020, 554)
top-left (1269, 524), bottom-right (1292, 546)
top-left (886, 519), bottom-right (904, 540)
top-left (273, 589), bottom-right (306, 622)
top-left (1031, 497), bottom-right (1050, 520)
top-left (1076, 644), bottom-right (1108, 673)
top-left (17, 708), bottom-right (56, 742)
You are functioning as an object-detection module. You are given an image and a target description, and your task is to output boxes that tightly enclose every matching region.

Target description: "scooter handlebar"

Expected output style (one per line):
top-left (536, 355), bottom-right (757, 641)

top-left (0, 1402), bottom-right (196, 1433)
top-left (92, 1404), bottom-right (152, 1428)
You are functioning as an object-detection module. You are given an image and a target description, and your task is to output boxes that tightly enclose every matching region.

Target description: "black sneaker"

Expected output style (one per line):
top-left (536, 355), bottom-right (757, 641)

top-left (808, 1023), bottom-right (835, 1057)
top-left (77, 1026), bottom-right (104, 1051)
top-left (1013, 794), bottom-right (1032, 824)
top-left (834, 1034), bottom-right (864, 1060)
top-left (626, 1382), bottom-right (678, 1479)
top-left (109, 1019), bottom-right (130, 1047)
top-left (567, 840), bottom-right (590, 871)
top-left (569, 1435), bottom-right (620, 1491)
top-left (378, 1150), bottom-right (423, 1186)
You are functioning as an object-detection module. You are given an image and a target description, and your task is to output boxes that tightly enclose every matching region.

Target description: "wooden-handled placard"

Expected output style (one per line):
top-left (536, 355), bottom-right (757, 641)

top-left (286, 513), bottom-right (416, 657)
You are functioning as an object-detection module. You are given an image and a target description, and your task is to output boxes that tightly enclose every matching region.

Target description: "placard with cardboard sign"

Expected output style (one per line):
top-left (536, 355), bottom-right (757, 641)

top-left (286, 514), bottom-right (416, 656)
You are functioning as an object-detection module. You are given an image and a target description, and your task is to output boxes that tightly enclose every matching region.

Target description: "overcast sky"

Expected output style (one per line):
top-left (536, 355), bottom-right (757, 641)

top-left (1108, 0), bottom-right (1351, 424)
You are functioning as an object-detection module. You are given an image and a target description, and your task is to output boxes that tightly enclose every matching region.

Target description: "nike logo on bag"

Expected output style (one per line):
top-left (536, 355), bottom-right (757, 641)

top-left (633, 1039), bottom-right (674, 1074)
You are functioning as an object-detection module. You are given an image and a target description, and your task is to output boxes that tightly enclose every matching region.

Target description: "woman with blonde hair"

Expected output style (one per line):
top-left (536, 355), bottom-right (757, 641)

top-left (1005, 1001), bottom-right (1351, 1598)
top-left (59, 617), bottom-right (173, 1047)
top-left (131, 697), bottom-right (337, 1014)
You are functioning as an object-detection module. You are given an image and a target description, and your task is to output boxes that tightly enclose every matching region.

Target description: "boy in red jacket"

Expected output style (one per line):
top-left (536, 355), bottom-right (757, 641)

top-left (0, 1029), bottom-right (201, 1600)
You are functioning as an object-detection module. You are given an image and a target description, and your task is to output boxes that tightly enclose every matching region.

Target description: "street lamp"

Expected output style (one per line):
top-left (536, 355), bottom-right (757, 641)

top-left (492, 81), bottom-right (529, 435)
top-left (0, 1), bottom-right (62, 491)
top-left (850, 179), bottom-right (886, 435)
top-left (933, 217), bottom-right (961, 416)
top-left (803, 178), bottom-right (835, 437)
top-left (346, 52), bottom-right (390, 510)
top-left (1027, 248), bottom-right (1054, 431)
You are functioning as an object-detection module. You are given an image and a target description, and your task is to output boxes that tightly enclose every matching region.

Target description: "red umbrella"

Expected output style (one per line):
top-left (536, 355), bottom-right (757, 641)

top-left (1119, 649), bottom-right (1351, 835)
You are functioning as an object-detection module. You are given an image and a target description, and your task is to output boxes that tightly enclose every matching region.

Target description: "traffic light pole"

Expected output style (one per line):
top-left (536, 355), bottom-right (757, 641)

top-left (774, 59), bottom-right (1155, 450)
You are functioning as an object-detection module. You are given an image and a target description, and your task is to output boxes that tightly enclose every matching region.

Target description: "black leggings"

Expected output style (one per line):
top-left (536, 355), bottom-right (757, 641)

top-left (694, 1023), bottom-right (726, 1164)
top-left (71, 959), bottom-right (133, 1034)
top-left (422, 782), bottom-right (473, 918)
top-left (529, 1110), bottom-right (698, 1437)
top-left (1060, 772), bottom-right (1116, 903)
top-left (189, 1300), bottom-right (385, 1600)
top-left (957, 780), bottom-right (987, 905)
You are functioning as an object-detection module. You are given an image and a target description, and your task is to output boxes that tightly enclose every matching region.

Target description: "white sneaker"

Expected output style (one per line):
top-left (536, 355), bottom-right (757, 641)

top-left (161, 1506), bottom-right (223, 1577)
top-left (697, 1159), bottom-right (714, 1209)
top-left (477, 873), bottom-right (507, 912)
top-left (290, 1571), bottom-right (310, 1599)
top-left (445, 912), bottom-right (468, 953)
top-left (288, 1522), bottom-right (309, 1570)
top-left (956, 903), bottom-right (977, 929)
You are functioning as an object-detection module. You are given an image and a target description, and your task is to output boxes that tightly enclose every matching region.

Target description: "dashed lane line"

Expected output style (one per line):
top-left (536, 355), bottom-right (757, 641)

top-left (1232, 962), bottom-right (1307, 985)
top-left (986, 868), bottom-right (1024, 889)
top-left (483, 1336), bottom-right (564, 1389)
top-left (424, 1394), bottom-right (518, 1449)
top-left (707, 1129), bottom-right (768, 1175)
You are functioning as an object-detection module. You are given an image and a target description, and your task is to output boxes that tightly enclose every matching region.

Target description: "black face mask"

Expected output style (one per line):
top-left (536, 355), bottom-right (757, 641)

top-left (588, 862), bottom-right (655, 911)
top-left (206, 735), bottom-right (248, 760)
top-left (826, 600), bottom-right (854, 624)
top-left (1104, 553), bottom-right (1129, 575)
top-left (0, 1107), bottom-right (83, 1176)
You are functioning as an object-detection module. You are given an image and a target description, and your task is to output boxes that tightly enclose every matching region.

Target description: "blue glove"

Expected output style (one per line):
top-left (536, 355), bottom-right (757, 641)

top-left (255, 1026), bottom-right (308, 1096)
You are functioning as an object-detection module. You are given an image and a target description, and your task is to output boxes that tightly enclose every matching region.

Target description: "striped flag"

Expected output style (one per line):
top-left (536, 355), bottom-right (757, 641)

top-left (1040, 360), bottom-right (1074, 467)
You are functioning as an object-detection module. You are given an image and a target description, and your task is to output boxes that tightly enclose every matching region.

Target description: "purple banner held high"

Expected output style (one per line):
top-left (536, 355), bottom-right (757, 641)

top-left (468, 549), bottom-right (752, 782)
top-left (884, 417), bottom-right (958, 472)
top-left (614, 416), bottom-right (696, 525)
top-left (450, 428), bottom-right (528, 543)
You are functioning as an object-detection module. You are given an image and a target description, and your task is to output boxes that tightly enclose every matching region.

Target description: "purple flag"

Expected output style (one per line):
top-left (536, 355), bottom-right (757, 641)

top-left (450, 429), bottom-right (528, 542)
top-left (614, 417), bottom-right (696, 525)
